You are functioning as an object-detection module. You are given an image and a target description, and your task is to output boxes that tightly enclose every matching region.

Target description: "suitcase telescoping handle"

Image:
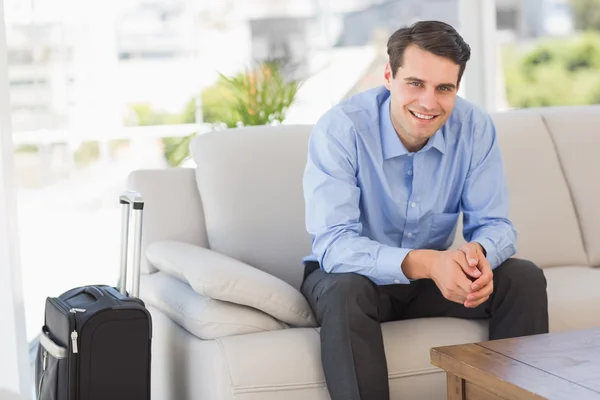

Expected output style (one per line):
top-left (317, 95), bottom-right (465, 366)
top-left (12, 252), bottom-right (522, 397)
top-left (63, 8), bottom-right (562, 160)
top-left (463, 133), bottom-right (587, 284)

top-left (119, 190), bottom-right (144, 298)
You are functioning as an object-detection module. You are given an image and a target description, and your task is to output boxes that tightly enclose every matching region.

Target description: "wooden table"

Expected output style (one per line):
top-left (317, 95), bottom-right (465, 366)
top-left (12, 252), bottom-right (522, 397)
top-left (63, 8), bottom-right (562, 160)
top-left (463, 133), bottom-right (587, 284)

top-left (430, 327), bottom-right (600, 400)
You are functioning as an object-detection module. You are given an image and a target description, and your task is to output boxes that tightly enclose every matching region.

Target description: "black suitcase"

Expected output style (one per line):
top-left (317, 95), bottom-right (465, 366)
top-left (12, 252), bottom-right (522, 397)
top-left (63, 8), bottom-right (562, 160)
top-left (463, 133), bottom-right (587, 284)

top-left (35, 191), bottom-right (152, 400)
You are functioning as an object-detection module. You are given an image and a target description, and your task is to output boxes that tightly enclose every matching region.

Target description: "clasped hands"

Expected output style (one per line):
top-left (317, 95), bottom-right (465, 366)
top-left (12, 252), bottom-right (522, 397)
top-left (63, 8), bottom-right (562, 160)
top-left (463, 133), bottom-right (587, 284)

top-left (429, 242), bottom-right (493, 308)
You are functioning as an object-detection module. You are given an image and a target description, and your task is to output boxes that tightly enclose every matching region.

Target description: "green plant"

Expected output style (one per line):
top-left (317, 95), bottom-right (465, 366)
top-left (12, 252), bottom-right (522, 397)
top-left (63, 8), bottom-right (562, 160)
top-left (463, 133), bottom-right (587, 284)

top-left (126, 60), bottom-right (302, 166)
top-left (162, 134), bottom-right (195, 168)
top-left (168, 59), bottom-right (302, 166)
top-left (502, 32), bottom-right (600, 108)
top-left (199, 59), bottom-right (302, 128)
top-left (216, 59), bottom-right (301, 126)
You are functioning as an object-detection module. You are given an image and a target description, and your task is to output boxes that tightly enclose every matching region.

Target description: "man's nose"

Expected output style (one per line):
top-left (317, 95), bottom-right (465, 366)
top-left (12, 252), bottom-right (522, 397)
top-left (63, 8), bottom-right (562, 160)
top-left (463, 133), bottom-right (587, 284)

top-left (418, 89), bottom-right (438, 111)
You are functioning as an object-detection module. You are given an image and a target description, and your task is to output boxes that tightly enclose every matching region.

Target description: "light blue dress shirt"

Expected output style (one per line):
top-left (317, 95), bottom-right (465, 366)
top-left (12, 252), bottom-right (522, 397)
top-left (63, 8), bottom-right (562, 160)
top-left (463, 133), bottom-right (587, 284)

top-left (303, 86), bottom-right (517, 285)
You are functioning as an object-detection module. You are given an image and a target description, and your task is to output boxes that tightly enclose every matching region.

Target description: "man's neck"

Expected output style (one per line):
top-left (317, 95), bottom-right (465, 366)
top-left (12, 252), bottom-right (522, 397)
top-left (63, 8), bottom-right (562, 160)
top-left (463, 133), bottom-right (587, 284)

top-left (397, 132), bottom-right (428, 153)
top-left (391, 120), bottom-right (428, 153)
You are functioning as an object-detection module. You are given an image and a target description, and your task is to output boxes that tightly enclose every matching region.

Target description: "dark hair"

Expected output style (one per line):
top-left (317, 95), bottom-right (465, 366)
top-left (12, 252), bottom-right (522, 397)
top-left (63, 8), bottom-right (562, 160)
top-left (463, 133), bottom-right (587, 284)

top-left (387, 20), bottom-right (471, 84)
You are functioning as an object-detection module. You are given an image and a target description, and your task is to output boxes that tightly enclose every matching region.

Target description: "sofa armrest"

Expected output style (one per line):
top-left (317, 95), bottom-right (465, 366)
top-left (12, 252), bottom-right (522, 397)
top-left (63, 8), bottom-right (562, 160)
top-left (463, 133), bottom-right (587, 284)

top-left (146, 240), bottom-right (318, 327)
top-left (127, 168), bottom-right (208, 274)
top-left (142, 272), bottom-right (287, 340)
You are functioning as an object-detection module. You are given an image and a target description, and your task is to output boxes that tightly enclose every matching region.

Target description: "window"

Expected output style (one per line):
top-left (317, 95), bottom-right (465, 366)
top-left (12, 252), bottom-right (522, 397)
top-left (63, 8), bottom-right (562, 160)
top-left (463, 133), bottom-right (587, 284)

top-left (3, 0), bottom-right (497, 347)
top-left (499, 0), bottom-right (600, 110)
top-left (1, 0), bottom-right (508, 394)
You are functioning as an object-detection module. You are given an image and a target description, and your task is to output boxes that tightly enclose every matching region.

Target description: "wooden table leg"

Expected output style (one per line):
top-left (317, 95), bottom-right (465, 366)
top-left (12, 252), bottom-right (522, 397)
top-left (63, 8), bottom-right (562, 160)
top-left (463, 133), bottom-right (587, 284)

top-left (447, 372), bottom-right (466, 400)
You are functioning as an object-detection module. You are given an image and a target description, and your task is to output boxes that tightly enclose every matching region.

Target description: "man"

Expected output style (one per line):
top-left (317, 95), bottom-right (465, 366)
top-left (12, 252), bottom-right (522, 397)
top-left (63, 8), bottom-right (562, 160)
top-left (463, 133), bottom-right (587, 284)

top-left (301, 20), bottom-right (549, 400)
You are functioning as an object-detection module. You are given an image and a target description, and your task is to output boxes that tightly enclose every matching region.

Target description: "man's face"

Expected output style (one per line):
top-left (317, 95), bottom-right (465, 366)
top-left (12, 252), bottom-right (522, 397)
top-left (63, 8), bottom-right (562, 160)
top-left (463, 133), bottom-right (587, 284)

top-left (384, 44), bottom-right (460, 148)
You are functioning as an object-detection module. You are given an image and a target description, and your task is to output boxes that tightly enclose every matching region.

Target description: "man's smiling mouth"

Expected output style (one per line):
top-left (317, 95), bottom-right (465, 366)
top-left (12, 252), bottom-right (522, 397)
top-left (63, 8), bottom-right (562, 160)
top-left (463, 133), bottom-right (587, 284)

top-left (409, 110), bottom-right (439, 120)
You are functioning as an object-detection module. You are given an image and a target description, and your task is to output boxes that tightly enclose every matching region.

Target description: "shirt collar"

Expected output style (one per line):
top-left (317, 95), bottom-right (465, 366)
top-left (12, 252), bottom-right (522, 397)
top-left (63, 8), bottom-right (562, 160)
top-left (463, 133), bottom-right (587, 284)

top-left (422, 127), bottom-right (446, 155)
top-left (379, 96), bottom-right (446, 159)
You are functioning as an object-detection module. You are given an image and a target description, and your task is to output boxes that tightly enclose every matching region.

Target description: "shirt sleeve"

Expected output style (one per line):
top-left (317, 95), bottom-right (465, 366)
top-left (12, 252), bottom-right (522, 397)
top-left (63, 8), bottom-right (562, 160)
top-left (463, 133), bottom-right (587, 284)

top-left (461, 114), bottom-right (517, 269)
top-left (303, 114), bottom-right (411, 285)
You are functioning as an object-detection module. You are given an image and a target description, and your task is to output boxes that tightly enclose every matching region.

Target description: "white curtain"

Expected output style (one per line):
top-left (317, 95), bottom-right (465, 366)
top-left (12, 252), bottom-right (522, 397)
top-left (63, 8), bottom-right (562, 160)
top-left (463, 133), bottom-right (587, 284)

top-left (0, 0), bottom-right (32, 395)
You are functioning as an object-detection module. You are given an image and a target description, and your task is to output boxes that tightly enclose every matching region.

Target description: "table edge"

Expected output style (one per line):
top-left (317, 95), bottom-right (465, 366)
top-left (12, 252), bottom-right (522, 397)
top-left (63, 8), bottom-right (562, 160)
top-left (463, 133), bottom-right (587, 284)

top-left (430, 343), bottom-right (600, 400)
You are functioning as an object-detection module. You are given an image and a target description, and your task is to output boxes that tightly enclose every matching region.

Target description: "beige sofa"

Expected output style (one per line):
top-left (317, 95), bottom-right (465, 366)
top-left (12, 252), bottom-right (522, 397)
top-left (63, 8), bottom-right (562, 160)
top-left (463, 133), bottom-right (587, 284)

top-left (128, 104), bottom-right (600, 400)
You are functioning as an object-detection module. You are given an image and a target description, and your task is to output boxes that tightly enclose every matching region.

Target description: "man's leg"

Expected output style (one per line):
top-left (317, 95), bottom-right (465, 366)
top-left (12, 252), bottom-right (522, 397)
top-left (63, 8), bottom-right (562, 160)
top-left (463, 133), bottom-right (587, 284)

top-left (400, 258), bottom-right (549, 340)
top-left (300, 262), bottom-right (417, 400)
top-left (486, 258), bottom-right (549, 339)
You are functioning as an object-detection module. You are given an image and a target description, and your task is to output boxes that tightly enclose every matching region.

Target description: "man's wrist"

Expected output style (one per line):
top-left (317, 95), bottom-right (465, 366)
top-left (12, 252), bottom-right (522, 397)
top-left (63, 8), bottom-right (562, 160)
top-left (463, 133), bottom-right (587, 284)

top-left (473, 241), bottom-right (487, 257)
top-left (401, 249), bottom-right (436, 280)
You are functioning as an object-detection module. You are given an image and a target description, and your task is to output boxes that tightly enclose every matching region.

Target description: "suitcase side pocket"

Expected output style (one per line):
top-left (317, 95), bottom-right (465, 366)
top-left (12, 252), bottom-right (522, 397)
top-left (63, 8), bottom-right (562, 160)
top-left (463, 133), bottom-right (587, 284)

top-left (36, 328), bottom-right (68, 400)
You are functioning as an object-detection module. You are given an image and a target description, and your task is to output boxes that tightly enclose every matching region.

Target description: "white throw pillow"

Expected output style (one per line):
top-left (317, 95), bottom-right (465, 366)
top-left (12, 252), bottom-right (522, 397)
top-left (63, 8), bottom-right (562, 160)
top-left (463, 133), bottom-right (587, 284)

top-left (146, 240), bottom-right (317, 327)
top-left (141, 272), bottom-right (287, 339)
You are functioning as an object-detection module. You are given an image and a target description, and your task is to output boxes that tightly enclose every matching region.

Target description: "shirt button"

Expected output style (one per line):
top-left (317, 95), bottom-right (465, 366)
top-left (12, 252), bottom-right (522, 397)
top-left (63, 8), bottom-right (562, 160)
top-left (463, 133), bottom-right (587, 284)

top-left (407, 232), bottom-right (413, 238)
top-left (407, 170), bottom-right (413, 175)
top-left (411, 202), bottom-right (417, 208)
top-left (394, 279), bottom-right (400, 284)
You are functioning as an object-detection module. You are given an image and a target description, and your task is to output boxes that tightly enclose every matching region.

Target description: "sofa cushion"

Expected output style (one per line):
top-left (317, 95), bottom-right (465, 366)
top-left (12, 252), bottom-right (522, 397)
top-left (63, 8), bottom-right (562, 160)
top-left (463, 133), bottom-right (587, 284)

top-left (213, 318), bottom-right (487, 399)
top-left (190, 125), bottom-right (313, 289)
top-left (484, 110), bottom-right (588, 268)
top-left (544, 266), bottom-right (600, 333)
top-left (541, 106), bottom-right (600, 267)
top-left (141, 272), bottom-right (287, 340)
top-left (146, 240), bottom-right (317, 327)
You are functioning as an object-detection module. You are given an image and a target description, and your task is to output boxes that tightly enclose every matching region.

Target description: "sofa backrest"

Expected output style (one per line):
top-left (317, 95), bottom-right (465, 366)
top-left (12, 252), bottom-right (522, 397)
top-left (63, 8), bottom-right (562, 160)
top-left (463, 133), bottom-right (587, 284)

top-left (191, 125), bottom-right (313, 289)
top-left (190, 105), bottom-right (600, 289)
top-left (538, 106), bottom-right (600, 267)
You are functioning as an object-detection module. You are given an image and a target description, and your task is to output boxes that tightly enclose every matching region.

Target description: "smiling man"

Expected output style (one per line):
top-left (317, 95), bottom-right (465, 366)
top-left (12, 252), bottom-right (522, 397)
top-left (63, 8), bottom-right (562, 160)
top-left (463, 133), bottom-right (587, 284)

top-left (301, 21), bottom-right (549, 400)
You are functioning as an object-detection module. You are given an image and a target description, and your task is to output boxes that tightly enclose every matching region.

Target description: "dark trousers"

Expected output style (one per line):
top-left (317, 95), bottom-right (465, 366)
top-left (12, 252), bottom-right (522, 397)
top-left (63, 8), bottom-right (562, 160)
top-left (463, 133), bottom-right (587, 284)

top-left (300, 258), bottom-right (549, 400)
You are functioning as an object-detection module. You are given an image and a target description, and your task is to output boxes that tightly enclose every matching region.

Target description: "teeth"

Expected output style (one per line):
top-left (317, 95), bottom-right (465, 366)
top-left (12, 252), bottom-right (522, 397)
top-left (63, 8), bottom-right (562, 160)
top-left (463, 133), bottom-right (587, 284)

top-left (412, 111), bottom-right (435, 120)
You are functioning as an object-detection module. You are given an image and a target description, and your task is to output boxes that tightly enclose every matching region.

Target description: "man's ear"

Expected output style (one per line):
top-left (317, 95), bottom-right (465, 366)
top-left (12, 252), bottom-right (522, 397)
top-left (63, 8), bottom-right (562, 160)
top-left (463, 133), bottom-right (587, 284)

top-left (384, 62), bottom-right (393, 90)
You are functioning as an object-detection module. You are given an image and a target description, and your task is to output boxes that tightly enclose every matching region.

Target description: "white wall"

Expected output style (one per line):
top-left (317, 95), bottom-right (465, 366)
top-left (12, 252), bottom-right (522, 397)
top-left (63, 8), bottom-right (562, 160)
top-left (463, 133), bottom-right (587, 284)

top-left (0, 0), bottom-right (33, 395)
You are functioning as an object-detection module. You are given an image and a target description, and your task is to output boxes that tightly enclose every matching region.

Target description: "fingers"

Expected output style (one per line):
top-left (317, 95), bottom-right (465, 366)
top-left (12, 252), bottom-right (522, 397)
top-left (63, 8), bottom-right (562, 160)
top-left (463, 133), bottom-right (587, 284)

top-left (465, 280), bottom-right (493, 308)
top-left (465, 294), bottom-right (490, 308)
top-left (465, 257), bottom-right (494, 308)
top-left (471, 258), bottom-right (493, 292)
top-left (453, 250), bottom-right (481, 280)
top-left (460, 243), bottom-right (480, 269)
top-left (451, 259), bottom-right (474, 297)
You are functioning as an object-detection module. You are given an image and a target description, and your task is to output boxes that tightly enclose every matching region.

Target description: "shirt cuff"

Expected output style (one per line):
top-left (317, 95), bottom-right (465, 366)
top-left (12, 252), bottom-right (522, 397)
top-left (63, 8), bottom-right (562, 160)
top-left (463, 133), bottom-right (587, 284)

top-left (473, 237), bottom-right (499, 269)
top-left (376, 246), bottom-right (411, 284)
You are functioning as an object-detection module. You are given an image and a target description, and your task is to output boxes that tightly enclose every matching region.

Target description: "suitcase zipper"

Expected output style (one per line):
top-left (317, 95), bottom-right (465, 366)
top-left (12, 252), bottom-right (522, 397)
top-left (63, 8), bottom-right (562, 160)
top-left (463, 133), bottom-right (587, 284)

top-left (71, 331), bottom-right (79, 354)
top-left (68, 309), bottom-right (84, 354)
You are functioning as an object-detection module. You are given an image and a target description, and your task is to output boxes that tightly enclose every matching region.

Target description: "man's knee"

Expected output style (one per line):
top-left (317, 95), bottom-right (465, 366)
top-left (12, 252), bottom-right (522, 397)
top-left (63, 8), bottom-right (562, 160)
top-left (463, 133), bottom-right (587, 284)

top-left (302, 270), bottom-right (379, 320)
top-left (495, 258), bottom-right (547, 298)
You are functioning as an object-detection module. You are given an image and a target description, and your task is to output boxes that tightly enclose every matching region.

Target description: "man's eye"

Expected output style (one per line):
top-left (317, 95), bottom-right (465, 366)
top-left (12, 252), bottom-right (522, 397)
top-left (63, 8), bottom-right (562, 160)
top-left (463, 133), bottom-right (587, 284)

top-left (438, 86), bottom-right (450, 91)
top-left (409, 81), bottom-right (421, 87)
